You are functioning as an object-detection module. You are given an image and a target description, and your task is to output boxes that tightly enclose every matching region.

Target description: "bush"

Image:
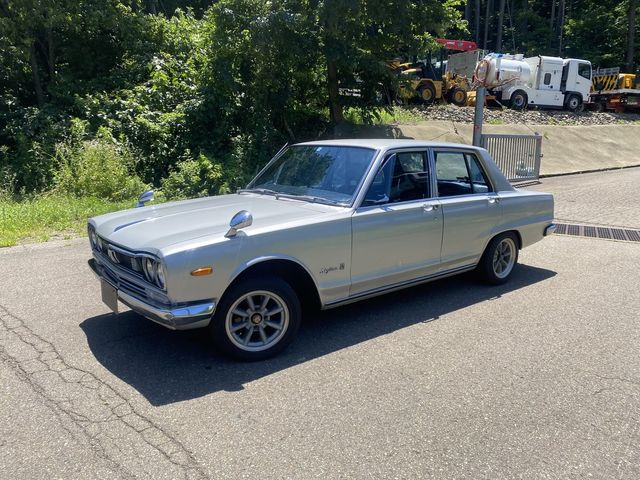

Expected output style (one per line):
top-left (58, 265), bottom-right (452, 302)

top-left (54, 128), bottom-right (148, 201)
top-left (161, 152), bottom-right (232, 200)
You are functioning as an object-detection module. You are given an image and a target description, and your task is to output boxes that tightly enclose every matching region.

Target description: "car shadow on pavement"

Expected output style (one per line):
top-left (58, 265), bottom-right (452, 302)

top-left (80, 264), bottom-right (555, 406)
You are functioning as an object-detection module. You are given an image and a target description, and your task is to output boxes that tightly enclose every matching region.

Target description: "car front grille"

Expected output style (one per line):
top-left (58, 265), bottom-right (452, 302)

top-left (97, 237), bottom-right (145, 278)
top-left (100, 258), bottom-right (149, 302)
top-left (94, 239), bottom-right (151, 301)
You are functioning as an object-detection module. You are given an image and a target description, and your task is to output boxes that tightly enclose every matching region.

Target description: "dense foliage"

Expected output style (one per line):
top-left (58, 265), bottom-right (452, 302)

top-left (0, 0), bottom-right (637, 200)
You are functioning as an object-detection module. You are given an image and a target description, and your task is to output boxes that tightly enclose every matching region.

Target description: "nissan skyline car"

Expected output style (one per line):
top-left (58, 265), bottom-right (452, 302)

top-left (88, 139), bottom-right (555, 360)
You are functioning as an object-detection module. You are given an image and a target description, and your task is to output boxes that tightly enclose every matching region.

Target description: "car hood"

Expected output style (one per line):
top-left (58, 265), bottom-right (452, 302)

top-left (91, 193), bottom-right (339, 252)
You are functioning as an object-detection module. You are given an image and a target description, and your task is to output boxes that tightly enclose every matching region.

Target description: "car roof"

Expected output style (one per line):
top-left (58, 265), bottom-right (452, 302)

top-left (294, 138), bottom-right (483, 151)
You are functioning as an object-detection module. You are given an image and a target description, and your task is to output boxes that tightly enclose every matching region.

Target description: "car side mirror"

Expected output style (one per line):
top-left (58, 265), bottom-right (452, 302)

top-left (225, 210), bottom-right (253, 238)
top-left (135, 190), bottom-right (155, 208)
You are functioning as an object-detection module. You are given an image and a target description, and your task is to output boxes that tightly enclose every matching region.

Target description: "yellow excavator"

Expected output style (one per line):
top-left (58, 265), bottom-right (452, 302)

top-left (392, 38), bottom-right (478, 106)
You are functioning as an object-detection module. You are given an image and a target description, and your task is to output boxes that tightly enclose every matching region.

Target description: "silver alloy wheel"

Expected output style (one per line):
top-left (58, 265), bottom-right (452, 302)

top-left (492, 238), bottom-right (517, 279)
top-left (225, 290), bottom-right (289, 352)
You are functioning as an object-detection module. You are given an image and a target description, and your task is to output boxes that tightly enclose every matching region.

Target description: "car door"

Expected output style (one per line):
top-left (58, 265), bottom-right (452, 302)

top-left (350, 150), bottom-right (443, 296)
top-left (432, 149), bottom-right (502, 271)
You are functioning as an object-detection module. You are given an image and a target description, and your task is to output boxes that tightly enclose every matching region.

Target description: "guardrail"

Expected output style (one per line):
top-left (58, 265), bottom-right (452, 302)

top-left (480, 133), bottom-right (542, 183)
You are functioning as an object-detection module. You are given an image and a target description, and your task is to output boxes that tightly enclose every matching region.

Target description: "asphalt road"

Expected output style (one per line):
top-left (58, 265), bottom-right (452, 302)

top-left (1, 171), bottom-right (639, 479)
top-left (529, 166), bottom-right (640, 229)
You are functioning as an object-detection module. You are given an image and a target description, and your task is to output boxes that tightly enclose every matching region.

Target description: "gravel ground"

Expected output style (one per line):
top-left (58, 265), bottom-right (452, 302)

top-left (407, 104), bottom-right (640, 126)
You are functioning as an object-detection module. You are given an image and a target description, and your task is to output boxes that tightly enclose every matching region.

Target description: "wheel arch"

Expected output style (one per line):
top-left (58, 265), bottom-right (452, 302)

top-left (510, 89), bottom-right (528, 109)
top-left (482, 229), bottom-right (523, 258)
top-left (224, 257), bottom-right (321, 311)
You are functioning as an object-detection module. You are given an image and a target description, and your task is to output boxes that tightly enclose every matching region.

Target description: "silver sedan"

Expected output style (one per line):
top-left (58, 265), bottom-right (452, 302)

top-left (88, 139), bottom-right (555, 360)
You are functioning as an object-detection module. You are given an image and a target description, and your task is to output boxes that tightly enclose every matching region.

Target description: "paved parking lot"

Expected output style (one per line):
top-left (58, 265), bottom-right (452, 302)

top-left (1, 169), bottom-right (639, 479)
top-left (530, 167), bottom-right (640, 228)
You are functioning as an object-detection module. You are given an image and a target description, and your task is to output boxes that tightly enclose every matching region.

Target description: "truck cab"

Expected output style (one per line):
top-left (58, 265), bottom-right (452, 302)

top-left (561, 59), bottom-right (592, 102)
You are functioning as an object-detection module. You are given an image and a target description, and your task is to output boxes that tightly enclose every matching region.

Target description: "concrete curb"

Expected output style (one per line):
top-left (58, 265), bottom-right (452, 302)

top-left (539, 164), bottom-right (640, 179)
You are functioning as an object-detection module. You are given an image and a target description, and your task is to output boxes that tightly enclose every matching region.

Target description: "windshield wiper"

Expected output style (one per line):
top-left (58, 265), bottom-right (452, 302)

top-left (237, 188), bottom-right (278, 196)
top-left (239, 188), bottom-right (347, 206)
top-left (274, 193), bottom-right (347, 207)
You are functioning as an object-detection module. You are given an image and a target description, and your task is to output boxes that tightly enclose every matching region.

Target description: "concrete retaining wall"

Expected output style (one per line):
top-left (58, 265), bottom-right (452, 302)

top-left (349, 120), bottom-right (640, 176)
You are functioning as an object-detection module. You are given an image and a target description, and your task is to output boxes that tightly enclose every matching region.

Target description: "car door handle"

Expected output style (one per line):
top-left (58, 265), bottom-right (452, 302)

top-left (488, 197), bottom-right (500, 204)
top-left (423, 203), bottom-right (440, 212)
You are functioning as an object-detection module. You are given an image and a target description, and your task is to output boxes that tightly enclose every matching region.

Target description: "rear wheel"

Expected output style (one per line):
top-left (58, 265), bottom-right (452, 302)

top-left (510, 90), bottom-right (528, 110)
top-left (209, 276), bottom-right (301, 360)
top-left (477, 232), bottom-right (519, 285)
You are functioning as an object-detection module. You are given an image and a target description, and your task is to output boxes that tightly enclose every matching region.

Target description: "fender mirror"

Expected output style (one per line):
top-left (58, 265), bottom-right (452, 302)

top-left (135, 191), bottom-right (155, 208)
top-left (225, 210), bottom-right (253, 238)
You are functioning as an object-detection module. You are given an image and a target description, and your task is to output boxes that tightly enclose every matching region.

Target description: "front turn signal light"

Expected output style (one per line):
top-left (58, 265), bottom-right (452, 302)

top-left (191, 267), bottom-right (213, 276)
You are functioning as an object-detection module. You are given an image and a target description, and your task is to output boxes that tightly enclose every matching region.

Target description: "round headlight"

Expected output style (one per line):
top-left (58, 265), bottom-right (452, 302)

top-left (88, 227), bottom-right (101, 251)
top-left (155, 262), bottom-right (166, 289)
top-left (144, 258), bottom-right (156, 283)
top-left (89, 230), bottom-right (97, 248)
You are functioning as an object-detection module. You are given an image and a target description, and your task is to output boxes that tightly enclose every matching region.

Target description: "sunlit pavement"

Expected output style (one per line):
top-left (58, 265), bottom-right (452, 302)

top-left (1, 170), bottom-right (639, 479)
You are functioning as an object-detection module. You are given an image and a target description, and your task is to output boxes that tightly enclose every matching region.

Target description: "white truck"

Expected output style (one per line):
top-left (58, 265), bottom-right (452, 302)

top-left (477, 53), bottom-right (592, 111)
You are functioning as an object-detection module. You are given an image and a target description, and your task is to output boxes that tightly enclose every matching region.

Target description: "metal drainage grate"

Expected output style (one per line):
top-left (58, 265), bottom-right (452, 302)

top-left (554, 223), bottom-right (640, 242)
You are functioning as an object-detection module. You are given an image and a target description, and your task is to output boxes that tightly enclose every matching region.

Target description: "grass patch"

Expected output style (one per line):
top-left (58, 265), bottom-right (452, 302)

top-left (486, 118), bottom-right (505, 125)
top-left (343, 106), bottom-right (424, 125)
top-left (0, 195), bottom-right (134, 247)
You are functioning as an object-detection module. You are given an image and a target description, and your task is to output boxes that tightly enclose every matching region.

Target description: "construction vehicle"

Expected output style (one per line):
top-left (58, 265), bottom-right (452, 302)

top-left (476, 53), bottom-right (592, 111)
top-left (589, 68), bottom-right (640, 112)
top-left (394, 39), bottom-right (478, 106)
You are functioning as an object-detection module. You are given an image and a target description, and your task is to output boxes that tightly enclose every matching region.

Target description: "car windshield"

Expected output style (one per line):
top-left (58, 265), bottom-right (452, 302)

top-left (246, 145), bottom-right (376, 205)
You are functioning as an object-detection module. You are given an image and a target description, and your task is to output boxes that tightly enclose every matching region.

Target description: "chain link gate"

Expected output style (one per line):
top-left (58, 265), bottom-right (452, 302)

top-left (480, 133), bottom-right (542, 183)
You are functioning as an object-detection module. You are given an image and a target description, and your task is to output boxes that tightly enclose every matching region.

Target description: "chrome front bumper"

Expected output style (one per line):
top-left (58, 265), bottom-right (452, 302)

top-left (88, 259), bottom-right (215, 330)
top-left (544, 224), bottom-right (557, 236)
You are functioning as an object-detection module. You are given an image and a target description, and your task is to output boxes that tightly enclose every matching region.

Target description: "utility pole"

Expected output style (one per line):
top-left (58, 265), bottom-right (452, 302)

top-left (483, 0), bottom-right (493, 51)
top-left (496, 0), bottom-right (506, 52)
top-left (473, 87), bottom-right (485, 146)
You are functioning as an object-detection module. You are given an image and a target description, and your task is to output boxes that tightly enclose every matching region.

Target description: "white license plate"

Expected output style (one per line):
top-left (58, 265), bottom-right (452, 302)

top-left (101, 280), bottom-right (119, 314)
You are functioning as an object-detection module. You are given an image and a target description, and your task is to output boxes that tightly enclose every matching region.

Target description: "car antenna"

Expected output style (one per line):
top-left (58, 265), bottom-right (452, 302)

top-left (273, 142), bottom-right (289, 159)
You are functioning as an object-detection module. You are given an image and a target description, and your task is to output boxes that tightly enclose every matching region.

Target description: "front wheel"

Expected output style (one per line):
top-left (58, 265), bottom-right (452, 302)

top-left (209, 276), bottom-right (301, 360)
top-left (477, 233), bottom-right (519, 285)
top-left (449, 87), bottom-right (468, 107)
top-left (510, 90), bottom-right (528, 110)
top-left (565, 94), bottom-right (582, 112)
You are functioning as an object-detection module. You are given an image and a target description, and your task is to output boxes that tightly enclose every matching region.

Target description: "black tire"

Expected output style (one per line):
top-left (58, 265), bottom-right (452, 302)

top-left (594, 101), bottom-right (606, 113)
top-left (209, 276), bottom-right (301, 361)
top-left (510, 90), bottom-right (528, 110)
top-left (477, 232), bottom-right (520, 285)
top-left (565, 94), bottom-right (582, 112)
top-left (450, 87), bottom-right (467, 107)
top-left (418, 83), bottom-right (436, 105)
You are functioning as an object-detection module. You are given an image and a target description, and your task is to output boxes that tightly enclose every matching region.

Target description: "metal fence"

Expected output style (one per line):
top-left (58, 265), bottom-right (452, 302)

top-left (480, 133), bottom-right (542, 183)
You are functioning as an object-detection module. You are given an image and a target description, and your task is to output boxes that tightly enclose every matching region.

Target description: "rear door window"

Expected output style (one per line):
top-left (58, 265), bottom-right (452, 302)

top-left (434, 151), bottom-right (492, 197)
